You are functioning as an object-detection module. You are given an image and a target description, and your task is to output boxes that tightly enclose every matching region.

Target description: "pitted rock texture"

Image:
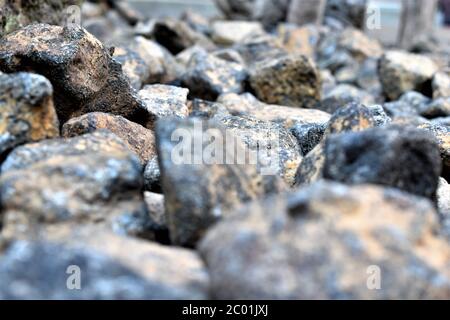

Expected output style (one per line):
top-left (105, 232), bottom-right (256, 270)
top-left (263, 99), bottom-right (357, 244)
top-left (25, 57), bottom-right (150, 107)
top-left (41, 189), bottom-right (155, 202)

top-left (181, 51), bottom-right (247, 101)
top-left (155, 117), bottom-right (284, 247)
top-left (0, 24), bottom-right (149, 125)
top-left (0, 72), bottom-right (59, 157)
top-left (378, 51), bottom-right (438, 101)
top-left (200, 181), bottom-right (450, 299)
top-left (62, 112), bottom-right (156, 165)
top-left (249, 54), bottom-right (321, 108)
top-left (0, 0), bottom-right (82, 36)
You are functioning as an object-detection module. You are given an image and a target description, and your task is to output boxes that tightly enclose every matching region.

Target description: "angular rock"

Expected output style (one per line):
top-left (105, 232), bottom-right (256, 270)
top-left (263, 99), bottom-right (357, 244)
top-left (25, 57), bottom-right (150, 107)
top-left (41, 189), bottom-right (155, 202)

top-left (151, 17), bottom-right (214, 55)
top-left (437, 178), bottom-right (450, 238)
top-left (277, 24), bottom-right (322, 58)
top-left (138, 84), bottom-right (189, 126)
top-left (211, 21), bottom-right (264, 45)
top-left (421, 98), bottom-right (450, 119)
top-left (296, 103), bottom-right (380, 185)
top-left (155, 117), bottom-right (283, 246)
top-left (62, 112), bottom-right (156, 165)
top-left (379, 51), bottom-right (439, 101)
top-left (200, 181), bottom-right (450, 299)
top-left (181, 9), bottom-right (211, 36)
top-left (144, 156), bottom-right (161, 192)
top-left (217, 115), bottom-right (303, 186)
top-left (0, 131), bottom-right (150, 239)
top-left (189, 99), bottom-right (231, 120)
top-left (432, 72), bottom-right (450, 99)
top-left (322, 126), bottom-right (442, 200)
top-left (290, 123), bottom-right (326, 156)
top-left (0, 230), bottom-right (208, 299)
top-left (0, 0), bottom-right (82, 36)
top-left (249, 54), bottom-right (321, 108)
top-left (0, 24), bottom-right (149, 125)
top-left (0, 72), bottom-right (59, 157)
top-left (218, 93), bottom-right (331, 128)
top-left (181, 51), bottom-right (247, 101)
top-left (325, 0), bottom-right (368, 29)
top-left (144, 192), bottom-right (169, 244)
top-left (418, 123), bottom-right (450, 181)
top-left (129, 36), bottom-right (181, 85)
top-left (113, 46), bottom-right (150, 90)
top-left (319, 84), bottom-right (375, 114)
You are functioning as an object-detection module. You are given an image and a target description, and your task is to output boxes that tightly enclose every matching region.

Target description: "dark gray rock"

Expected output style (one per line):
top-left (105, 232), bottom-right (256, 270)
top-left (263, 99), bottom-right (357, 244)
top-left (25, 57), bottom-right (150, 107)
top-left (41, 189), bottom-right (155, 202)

top-left (323, 125), bottom-right (442, 200)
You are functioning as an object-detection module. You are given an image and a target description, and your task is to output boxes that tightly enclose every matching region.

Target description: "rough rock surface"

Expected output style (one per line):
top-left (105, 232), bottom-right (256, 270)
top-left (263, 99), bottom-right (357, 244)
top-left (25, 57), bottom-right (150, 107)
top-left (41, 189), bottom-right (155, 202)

top-left (296, 102), bottom-right (376, 185)
top-left (218, 93), bottom-right (331, 129)
top-left (129, 36), bottom-right (181, 85)
top-left (62, 112), bottom-right (156, 165)
top-left (437, 178), bottom-right (450, 238)
top-left (0, 131), bottom-right (150, 239)
top-left (200, 181), bottom-right (450, 299)
top-left (249, 54), bottom-right (321, 108)
top-left (322, 126), bottom-right (442, 200)
top-left (0, 72), bottom-right (59, 157)
top-left (113, 46), bottom-right (150, 90)
top-left (181, 51), bottom-right (247, 101)
top-left (217, 115), bottom-right (303, 186)
top-left (211, 21), bottom-right (264, 45)
top-left (0, 230), bottom-right (208, 299)
top-left (378, 51), bottom-right (438, 101)
top-left (155, 117), bottom-right (283, 247)
top-left (320, 84), bottom-right (375, 114)
top-left (0, 24), bottom-right (149, 125)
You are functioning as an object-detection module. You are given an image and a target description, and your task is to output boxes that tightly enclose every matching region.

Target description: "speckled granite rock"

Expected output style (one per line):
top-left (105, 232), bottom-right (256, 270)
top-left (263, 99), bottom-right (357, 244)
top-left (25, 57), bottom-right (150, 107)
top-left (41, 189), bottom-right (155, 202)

top-left (437, 178), bottom-right (450, 238)
top-left (211, 21), bottom-right (264, 45)
top-left (379, 51), bottom-right (438, 101)
top-left (155, 117), bottom-right (284, 247)
top-left (0, 72), bottom-right (59, 157)
top-left (296, 102), bottom-right (376, 185)
top-left (249, 54), bottom-right (321, 108)
top-left (151, 17), bottom-right (214, 55)
top-left (62, 112), bottom-right (156, 165)
top-left (0, 131), bottom-right (150, 240)
top-left (200, 181), bottom-right (450, 299)
top-left (181, 51), bottom-right (247, 100)
top-left (139, 84), bottom-right (189, 127)
top-left (417, 123), bottom-right (450, 181)
top-left (0, 24), bottom-right (149, 125)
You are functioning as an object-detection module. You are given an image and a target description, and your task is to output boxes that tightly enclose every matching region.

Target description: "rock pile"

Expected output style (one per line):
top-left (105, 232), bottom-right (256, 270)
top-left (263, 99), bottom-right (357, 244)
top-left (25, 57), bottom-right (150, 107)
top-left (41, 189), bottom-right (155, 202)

top-left (0, 0), bottom-right (449, 300)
